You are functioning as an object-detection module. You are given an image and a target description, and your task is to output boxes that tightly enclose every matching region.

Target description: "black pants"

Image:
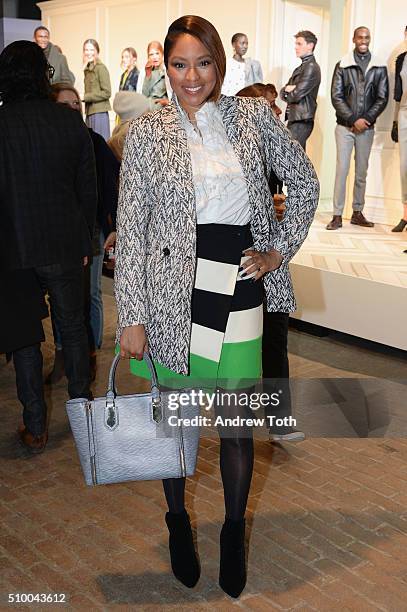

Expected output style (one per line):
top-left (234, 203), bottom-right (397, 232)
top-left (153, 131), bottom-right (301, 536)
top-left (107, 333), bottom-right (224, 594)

top-left (262, 311), bottom-right (292, 433)
top-left (287, 120), bottom-right (314, 151)
top-left (35, 262), bottom-right (91, 399)
top-left (13, 343), bottom-right (47, 437)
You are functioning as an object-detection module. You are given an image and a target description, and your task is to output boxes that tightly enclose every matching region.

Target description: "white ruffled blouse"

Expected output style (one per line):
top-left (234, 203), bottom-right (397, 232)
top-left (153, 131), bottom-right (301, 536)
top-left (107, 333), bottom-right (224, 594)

top-left (180, 101), bottom-right (250, 225)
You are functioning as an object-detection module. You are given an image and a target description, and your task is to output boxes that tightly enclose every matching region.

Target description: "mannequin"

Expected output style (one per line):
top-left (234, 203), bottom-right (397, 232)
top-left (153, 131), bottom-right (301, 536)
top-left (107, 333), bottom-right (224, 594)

top-left (221, 32), bottom-right (263, 96)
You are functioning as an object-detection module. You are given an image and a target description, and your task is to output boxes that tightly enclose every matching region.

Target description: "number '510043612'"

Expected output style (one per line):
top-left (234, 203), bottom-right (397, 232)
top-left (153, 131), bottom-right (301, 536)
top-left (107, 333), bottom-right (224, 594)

top-left (8, 594), bottom-right (67, 603)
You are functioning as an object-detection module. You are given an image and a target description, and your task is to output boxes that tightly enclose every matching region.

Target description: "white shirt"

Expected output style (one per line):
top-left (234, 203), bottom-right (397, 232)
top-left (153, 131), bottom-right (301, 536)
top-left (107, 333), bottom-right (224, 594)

top-left (180, 101), bottom-right (250, 225)
top-left (221, 58), bottom-right (246, 96)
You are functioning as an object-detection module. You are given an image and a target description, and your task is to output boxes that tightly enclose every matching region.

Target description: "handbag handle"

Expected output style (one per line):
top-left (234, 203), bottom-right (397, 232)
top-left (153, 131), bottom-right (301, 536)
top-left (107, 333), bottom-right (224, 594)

top-left (106, 352), bottom-right (160, 403)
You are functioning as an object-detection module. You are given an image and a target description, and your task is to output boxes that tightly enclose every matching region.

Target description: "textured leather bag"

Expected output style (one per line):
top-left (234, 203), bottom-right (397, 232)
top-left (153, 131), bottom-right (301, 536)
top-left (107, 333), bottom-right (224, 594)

top-left (66, 352), bottom-right (200, 486)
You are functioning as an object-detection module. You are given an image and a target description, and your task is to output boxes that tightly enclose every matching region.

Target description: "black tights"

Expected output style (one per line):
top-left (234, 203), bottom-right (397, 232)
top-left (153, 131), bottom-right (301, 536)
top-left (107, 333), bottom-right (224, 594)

top-left (163, 436), bottom-right (254, 521)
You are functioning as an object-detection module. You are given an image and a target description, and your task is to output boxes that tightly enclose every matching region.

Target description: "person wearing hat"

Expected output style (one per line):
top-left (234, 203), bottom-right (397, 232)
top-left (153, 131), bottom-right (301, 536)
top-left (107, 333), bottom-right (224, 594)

top-left (108, 91), bottom-right (150, 161)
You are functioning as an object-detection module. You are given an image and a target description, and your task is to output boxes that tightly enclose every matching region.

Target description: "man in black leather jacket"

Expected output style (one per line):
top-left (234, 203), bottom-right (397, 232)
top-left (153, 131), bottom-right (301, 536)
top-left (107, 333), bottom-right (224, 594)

top-left (327, 26), bottom-right (389, 230)
top-left (280, 30), bottom-right (321, 150)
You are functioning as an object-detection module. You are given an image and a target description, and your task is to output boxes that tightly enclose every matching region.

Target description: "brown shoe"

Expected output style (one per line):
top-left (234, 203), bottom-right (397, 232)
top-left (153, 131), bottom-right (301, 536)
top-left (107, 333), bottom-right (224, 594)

top-left (17, 425), bottom-right (48, 454)
top-left (326, 215), bottom-right (342, 230)
top-left (351, 211), bottom-right (374, 227)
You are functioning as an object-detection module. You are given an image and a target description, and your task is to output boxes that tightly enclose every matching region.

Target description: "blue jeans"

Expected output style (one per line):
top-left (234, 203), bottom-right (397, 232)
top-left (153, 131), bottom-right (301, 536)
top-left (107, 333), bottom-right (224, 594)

top-left (13, 343), bottom-right (47, 436)
top-left (53, 231), bottom-right (104, 351)
top-left (89, 231), bottom-right (105, 349)
top-left (37, 262), bottom-right (91, 399)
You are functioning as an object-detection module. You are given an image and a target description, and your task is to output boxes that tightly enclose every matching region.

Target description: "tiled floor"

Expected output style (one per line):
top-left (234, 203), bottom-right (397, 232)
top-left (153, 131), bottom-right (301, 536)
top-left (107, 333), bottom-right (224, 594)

top-left (1, 287), bottom-right (406, 610)
top-left (292, 215), bottom-right (407, 288)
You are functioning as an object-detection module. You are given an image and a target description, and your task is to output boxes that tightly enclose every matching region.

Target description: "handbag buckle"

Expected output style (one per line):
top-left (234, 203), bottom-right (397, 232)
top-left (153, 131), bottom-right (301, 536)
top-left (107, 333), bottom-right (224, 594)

top-left (152, 396), bottom-right (162, 423)
top-left (105, 399), bottom-right (119, 430)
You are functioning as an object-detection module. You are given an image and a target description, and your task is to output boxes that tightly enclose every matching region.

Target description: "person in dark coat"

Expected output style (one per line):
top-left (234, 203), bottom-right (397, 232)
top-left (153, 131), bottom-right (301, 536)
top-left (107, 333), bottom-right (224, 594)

top-left (280, 30), bottom-right (321, 150)
top-left (0, 41), bottom-right (97, 451)
top-left (0, 269), bottom-right (49, 453)
top-left (45, 83), bottom-right (120, 383)
top-left (119, 47), bottom-right (139, 92)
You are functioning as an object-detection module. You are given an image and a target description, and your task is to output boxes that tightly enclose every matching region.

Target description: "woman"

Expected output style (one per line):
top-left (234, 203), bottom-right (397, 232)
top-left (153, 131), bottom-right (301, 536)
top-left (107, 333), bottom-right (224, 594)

top-left (119, 47), bottom-right (139, 92)
top-left (141, 41), bottom-right (168, 109)
top-left (83, 39), bottom-right (112, 140)
top-left (115, 15), bottom-right (319, 597)
top-left (391, 47), bottom-right (407, 232)
top-left (47, 83), bottom-right (119, 382)
top-left (222, 32), bottom-right (263, 96)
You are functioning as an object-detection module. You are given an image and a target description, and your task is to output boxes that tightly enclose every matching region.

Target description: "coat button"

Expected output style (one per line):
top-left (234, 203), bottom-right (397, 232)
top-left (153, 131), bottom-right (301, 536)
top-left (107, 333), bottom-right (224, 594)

top-left (163, 247), bottom-right (170, 257)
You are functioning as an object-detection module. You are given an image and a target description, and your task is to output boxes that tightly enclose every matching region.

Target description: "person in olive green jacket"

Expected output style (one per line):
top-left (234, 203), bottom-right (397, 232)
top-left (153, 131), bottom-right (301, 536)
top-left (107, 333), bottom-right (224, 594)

top-left (83, 38), bottom-right (111, 140)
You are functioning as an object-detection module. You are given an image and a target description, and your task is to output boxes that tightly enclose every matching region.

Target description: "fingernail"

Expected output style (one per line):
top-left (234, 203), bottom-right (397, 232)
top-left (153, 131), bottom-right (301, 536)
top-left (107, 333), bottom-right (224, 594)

top-left (238, 266), bottom-right (243, 272)
top-left (241, 272), bottom-right (247, 278)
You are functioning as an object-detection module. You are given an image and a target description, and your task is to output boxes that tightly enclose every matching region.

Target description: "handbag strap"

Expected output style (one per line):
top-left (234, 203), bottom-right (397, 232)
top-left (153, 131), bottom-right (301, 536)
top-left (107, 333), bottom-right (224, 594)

top-left (106, 352), bottom-right (160, 403)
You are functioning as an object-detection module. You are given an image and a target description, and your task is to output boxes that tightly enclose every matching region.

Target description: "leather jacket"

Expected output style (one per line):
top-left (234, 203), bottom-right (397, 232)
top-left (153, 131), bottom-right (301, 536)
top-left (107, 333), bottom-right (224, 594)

top-left (280, 54), bottom-right (321, 122)
top-left (331, 51), bottom-right (389, 127)
top-left (394, 51), bottom-right (407, 102)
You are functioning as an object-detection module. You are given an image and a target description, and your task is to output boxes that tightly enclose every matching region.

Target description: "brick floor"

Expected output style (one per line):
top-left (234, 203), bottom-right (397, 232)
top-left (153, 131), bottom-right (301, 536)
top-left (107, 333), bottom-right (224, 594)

top-left (1, 290), bottom-right (406, 610)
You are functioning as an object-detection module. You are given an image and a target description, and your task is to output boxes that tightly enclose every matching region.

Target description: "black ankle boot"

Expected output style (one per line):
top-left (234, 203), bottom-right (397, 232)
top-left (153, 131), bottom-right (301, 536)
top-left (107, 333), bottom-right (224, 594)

top-left (219, 517), bottom-right (246, 598)
top-left (165, 510), bottom-right (200, 588)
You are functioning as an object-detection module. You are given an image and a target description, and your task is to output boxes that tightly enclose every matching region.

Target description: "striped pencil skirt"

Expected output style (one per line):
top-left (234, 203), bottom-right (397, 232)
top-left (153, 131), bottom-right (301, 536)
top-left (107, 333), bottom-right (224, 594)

top-left (130, 223), bottom-right (263, 390)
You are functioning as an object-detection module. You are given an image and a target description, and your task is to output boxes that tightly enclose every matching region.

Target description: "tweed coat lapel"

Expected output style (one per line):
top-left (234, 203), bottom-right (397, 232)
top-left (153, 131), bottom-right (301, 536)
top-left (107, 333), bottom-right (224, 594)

top-left (158, 103), bottom-right (197, 237)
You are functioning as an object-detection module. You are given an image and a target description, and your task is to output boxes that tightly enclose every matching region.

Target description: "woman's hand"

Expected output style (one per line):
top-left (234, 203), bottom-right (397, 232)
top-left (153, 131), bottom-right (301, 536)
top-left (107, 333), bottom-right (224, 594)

top-left (120, 325), bottom-right (148, 359)
top-left (241, 248), bottom-right (283, 281)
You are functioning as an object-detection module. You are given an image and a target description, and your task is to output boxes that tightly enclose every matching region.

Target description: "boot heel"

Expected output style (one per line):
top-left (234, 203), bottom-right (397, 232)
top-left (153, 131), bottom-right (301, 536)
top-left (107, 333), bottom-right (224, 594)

top-left (219, 517), bottom-right (247, 598)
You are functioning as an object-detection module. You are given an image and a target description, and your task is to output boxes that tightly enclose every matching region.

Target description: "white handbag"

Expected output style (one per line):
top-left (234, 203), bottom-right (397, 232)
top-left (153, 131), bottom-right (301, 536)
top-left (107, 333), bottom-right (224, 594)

top-left (66, 352), bottom-right (200, 486)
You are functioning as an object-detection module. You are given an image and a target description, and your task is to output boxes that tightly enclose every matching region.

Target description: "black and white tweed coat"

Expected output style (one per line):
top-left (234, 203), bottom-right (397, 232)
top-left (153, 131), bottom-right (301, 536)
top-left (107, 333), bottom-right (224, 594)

top-left (115, 95), bottom-right (320, 375)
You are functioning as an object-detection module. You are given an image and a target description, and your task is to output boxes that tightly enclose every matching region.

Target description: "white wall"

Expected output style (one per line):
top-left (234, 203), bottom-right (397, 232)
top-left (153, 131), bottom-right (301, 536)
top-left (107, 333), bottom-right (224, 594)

top-left (37, 0), bottom-right (405, 224)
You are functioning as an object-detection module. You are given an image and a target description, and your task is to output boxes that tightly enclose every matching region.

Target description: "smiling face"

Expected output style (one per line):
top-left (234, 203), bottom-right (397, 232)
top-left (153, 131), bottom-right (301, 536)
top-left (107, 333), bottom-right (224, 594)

top-left (121, 50), bottom-right (135, 70)
top-left (353, 28), bottom-right (371, 54)
top-left (148, 45), bottom-right (163, 68)
top-left (233, 35), bottom-right (248, 57)
top-left (167, 33), bottom-right (217, 119)
top-left (84, 42), bottom-right (98, 63)
top-left (34, 28), bottom-right (50, 50)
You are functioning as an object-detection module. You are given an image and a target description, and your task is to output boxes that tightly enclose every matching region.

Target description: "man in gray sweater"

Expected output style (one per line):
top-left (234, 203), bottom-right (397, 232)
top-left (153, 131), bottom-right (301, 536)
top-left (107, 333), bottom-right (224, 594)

top-left (34, 26), bottom-right (75, 85)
